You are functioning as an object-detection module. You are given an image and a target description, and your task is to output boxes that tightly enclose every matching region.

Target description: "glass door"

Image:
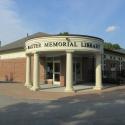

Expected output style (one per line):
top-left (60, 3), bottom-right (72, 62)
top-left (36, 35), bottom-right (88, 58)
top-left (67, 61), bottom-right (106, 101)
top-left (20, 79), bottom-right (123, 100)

top-left (46, 62), bottom-right (53, 79)
top-left (53, 62), bottom-right (60, 85)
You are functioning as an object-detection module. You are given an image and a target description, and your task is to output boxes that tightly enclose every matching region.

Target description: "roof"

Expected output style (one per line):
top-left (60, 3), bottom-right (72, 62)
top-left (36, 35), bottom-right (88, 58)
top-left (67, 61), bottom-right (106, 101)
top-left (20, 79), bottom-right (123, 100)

top-left (0, 32), bottom-right (104, 52)
top-left (104, 48), bottom-right (125, 55)
top-left (0, 32), bottom-right (108, 52)
top-left (56, 34), bottom-right (104, 41)
top-left (26, 33), bottom-right (104, 42)
top-left (0, 32), bottom-right (51, 52)
top-left (114, 48), bottom-right (125, 54)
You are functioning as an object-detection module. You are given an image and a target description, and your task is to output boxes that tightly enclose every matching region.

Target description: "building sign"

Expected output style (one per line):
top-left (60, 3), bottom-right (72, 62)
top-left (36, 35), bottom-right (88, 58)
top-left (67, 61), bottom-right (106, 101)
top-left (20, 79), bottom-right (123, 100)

top-left (27, 41), bottom-right (100, 49)
top-left (25, 37), bottom-right (103, 52)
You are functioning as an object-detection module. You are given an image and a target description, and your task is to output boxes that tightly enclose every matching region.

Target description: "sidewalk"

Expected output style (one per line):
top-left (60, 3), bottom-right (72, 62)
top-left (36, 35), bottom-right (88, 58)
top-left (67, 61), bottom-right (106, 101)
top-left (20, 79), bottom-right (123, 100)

top-left (0, 83), bottom-right (125, 100)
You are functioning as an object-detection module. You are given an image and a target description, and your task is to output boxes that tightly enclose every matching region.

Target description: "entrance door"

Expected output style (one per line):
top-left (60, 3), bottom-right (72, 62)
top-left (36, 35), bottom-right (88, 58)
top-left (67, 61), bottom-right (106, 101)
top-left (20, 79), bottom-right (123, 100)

top-left (46, 60), bottom-right (60, 85)
top-left (53, 62), bottom-right (60, 85)
top-left (73, 62), bottom-right (82, 84)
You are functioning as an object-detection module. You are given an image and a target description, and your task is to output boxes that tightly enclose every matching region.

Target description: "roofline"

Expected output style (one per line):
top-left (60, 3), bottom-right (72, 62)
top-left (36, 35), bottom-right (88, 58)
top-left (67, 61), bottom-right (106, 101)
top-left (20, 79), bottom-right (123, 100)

top-left (55, 34), bottom-right (104, 41)
top-left (104, 48), bottom-right (125, 55)
top-left (0, 46), bottom-right (125, 56)
top-left (0, 47), bottom-right (24, 53)
top-left (26, 34), bottom-right (104, 43)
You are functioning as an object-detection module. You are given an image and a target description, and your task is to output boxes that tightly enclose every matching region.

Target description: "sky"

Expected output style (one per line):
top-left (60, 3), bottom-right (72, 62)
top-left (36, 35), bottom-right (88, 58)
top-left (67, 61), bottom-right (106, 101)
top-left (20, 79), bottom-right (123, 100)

top-left (0, 0), bottom-right (125, 47)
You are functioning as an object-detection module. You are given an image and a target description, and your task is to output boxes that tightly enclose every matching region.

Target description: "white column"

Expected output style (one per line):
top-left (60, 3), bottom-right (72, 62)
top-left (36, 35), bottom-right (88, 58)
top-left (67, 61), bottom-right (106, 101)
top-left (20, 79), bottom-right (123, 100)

top-left (25, 54), bottom-right (32, 88)
top-left (30, 52), bottom-right (40, 91)
top-left (94, 53), bottom-right (103, 90)
top-left (65, 51), bottom-right (74, 92)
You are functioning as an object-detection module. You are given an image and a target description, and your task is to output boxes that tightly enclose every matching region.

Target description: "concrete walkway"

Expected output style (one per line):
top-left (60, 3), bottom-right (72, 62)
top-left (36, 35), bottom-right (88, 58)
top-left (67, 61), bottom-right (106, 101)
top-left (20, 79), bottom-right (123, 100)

top-left (40, 84), bottom-right (93, 92)
top-left (0, 83), bottom-right (125, 100)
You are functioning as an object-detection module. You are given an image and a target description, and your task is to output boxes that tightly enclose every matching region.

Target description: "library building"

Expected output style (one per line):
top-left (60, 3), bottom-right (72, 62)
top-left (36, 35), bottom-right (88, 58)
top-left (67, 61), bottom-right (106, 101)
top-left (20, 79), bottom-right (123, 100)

top-left (0, 32), bottom-right (125, 92)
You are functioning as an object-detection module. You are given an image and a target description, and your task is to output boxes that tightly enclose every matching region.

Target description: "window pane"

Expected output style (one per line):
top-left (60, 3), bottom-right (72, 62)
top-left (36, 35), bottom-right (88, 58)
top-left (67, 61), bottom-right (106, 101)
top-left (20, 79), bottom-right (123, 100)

top-left (46, 62), bottom-right (53, 79)
top-left (76, 63), bottom-right (80, 74)
top-left (55, 63), bottom-right (60, 72)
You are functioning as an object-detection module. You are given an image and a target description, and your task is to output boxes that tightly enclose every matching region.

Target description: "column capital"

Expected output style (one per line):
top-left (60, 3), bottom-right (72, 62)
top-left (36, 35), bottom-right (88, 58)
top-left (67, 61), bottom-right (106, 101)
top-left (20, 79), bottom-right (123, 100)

top-left (33, 51), bottom-right (40, 55)
top-left (95, 52), bottom-right (101, 56)
top-left (66, 50), bottom-right (74, 53)
top-left (25, 53), bottom-right (32, 56)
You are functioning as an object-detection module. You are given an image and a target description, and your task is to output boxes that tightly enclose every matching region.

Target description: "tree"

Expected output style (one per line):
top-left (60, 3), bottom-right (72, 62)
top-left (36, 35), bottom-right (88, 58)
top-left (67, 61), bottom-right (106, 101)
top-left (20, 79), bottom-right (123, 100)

top-left (58, 32), bottom-right (69, 36)
top-left (104, 42), bottom-right (121, 50)
top-left (113, 44), bottom-right (121, 49)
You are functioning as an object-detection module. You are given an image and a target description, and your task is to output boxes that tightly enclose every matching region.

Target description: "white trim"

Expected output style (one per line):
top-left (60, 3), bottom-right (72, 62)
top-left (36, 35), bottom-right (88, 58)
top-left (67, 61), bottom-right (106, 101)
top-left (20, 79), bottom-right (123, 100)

top-left (25, 37), bottom-right (103, 53)
top-left (53, 61), bottom-right (61, 85)
top-left (0, 51), bottom-right (25, 59)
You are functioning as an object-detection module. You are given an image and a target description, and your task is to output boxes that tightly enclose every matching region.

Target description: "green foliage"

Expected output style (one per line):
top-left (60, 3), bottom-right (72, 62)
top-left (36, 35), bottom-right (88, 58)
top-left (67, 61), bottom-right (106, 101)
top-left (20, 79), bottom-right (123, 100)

top-left (104, 42), bottom-right (121, 50)
top-left (113, 44), bottom-right (121, 49)
top-left (58, 32), bottom-right (69, 36)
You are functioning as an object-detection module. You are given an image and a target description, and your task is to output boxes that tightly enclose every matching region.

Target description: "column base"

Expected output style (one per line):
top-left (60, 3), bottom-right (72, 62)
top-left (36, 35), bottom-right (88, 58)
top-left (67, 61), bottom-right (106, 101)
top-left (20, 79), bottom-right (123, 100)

top-left (30, 86), bottom-right (40, 91)
top-left (65, 87), bottom-right (74, 92)
top-left (93, 86), bottom-right (103, 90)
top-left (24, 83), bottom-right (32, 88)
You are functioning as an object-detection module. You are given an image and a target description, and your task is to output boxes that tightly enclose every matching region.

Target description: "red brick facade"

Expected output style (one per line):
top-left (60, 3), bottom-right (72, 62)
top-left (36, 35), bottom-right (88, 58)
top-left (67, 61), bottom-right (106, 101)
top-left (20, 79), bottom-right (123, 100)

top-left (0, 58), bottom-right (26, 83)
top-left (0, 55), bottom-right (95, 85)
top-left (60, 56), bottom-right (66, 86)
top-left (39, 57), bottom-right (46, 83)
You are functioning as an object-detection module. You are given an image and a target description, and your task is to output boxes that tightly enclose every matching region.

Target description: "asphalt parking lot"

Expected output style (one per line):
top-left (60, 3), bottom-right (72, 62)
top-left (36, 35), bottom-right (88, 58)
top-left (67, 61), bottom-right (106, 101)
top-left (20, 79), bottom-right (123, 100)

top-left (0, 87), bottom-right (125, 125)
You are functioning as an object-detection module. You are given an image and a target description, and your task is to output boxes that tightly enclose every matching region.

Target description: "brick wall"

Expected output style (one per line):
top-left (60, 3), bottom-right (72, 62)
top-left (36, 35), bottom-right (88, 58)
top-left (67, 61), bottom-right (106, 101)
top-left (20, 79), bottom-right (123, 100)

top-left (60, 56), bottom-right (66, 86)
top-left (0, 56), bottom-right (95, 85)
top-left (0, 56), bottom-right (66, 85)
top-left (0, 58), bottom-right (26, 83)
top-left (39, 57), bottom-right (46, 83)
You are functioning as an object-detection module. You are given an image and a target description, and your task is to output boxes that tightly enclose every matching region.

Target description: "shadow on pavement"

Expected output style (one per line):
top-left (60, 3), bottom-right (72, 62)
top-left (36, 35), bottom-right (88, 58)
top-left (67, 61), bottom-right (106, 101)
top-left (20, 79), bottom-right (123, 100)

top-left (0, 90), bottom-right (125, 125)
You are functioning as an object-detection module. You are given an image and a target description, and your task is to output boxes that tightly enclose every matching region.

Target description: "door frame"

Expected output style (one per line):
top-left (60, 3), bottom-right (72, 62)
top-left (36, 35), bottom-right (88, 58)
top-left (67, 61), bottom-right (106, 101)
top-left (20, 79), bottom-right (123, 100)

top-left (53, 61), bottom-right (61, 85)
top-left (46, 58), bottom-right (61, 85)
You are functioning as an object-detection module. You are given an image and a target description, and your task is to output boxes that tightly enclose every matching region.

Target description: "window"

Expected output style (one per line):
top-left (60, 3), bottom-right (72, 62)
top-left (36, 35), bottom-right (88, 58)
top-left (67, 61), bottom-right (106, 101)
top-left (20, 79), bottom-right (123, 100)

top-left (104, 60), bottom-right (106, 64)
top-left (104, 54), bottom-right (106, 58)
top-left (111, 63), bottom-right (116, 68)
top-left (110, 56), bottom-right (112, 59)
top-left (104, 65), bottom-right (106, 69)
top-left (46, 62), bottom-right (53, 79)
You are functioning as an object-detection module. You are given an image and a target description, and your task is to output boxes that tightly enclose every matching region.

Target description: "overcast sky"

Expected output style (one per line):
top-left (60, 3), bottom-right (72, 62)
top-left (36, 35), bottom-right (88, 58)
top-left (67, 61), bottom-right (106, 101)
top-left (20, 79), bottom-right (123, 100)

top-left (0, 0), bottom-right (125, 47)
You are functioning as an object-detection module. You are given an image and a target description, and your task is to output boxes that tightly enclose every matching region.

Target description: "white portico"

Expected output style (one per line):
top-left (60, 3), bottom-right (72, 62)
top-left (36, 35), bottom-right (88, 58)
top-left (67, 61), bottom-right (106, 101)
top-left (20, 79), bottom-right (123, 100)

top-left (25, 35), bottom-right (104, 92)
